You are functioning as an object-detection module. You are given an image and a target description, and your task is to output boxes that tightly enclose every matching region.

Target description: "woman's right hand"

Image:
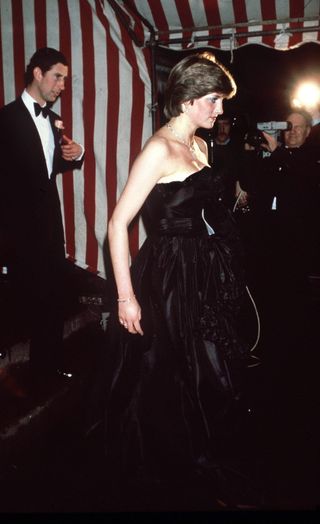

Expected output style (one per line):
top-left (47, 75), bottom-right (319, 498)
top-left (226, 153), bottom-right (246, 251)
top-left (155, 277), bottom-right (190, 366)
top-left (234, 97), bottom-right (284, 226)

top-left (118, 296), bottom-right (144, 335)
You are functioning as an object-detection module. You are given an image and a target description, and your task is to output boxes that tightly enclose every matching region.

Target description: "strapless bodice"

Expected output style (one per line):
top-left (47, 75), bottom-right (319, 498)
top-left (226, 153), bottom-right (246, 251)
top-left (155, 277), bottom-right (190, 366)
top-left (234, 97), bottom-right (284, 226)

top-left (142, 166), bottom-right (236, 239)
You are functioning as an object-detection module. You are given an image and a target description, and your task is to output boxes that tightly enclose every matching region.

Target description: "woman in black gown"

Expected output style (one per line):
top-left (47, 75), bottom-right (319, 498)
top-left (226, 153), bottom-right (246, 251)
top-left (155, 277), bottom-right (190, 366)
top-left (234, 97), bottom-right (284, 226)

top-left (105, 53), bottom-right (253, 494)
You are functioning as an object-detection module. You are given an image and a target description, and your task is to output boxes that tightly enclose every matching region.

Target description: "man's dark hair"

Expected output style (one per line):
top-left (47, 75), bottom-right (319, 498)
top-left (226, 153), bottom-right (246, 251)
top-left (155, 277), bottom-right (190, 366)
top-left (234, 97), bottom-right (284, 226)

top-left (24, 47), bottom-right (68, 86)
top-left (216, 114), bottom-right (232, 124)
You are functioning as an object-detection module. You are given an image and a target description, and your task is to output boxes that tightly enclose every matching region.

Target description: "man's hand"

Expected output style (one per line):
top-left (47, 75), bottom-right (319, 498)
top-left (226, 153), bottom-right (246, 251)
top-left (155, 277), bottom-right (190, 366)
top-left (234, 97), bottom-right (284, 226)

top-left (61, 134), bottom-right (82, 161)
top-left (261, 131), bottom-right (279, 152)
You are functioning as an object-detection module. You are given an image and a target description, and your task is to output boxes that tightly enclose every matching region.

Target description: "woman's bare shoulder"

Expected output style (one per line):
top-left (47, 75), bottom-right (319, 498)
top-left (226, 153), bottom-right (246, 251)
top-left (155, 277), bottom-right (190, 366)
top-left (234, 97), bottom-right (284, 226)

top-left (194, 135), bottom-right (208, 154)
top-left (144, 128), bottom-right (171, 151)
top-left (137, 130), bottom-right (173, 165)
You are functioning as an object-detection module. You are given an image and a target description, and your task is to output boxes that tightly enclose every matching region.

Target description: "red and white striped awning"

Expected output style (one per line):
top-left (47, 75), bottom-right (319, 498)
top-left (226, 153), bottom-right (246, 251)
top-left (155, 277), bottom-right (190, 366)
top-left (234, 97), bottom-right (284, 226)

top-left (117, 0), bottom-right (320, 50)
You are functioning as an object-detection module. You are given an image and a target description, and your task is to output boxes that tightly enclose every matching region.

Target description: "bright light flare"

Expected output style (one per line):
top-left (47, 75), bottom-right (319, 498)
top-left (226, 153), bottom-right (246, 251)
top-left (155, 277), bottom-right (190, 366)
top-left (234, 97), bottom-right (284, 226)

top-left (291, 82), bottom-right (320, 109)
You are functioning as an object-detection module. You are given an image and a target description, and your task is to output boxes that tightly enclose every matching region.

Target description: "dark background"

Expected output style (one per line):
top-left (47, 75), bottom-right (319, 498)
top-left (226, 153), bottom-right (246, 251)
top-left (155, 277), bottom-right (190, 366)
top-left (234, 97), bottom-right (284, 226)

top-left (154, 42), bottom-right (320, 133)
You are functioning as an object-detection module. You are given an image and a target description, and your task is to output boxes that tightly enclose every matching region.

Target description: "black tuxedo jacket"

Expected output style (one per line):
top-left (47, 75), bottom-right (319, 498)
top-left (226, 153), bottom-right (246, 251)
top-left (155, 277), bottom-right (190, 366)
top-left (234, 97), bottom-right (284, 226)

top-left (0, 96), bottom-right (83, 265)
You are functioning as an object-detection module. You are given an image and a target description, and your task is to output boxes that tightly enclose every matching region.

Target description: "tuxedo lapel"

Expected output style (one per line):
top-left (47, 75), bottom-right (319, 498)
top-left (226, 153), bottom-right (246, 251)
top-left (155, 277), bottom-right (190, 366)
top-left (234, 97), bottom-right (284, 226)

top-left (48, 111), bottom-right (64, 176)
top-left (14, 97), bottom-right (49, 179)
top-left (48, 112), bottom-right (61, 147)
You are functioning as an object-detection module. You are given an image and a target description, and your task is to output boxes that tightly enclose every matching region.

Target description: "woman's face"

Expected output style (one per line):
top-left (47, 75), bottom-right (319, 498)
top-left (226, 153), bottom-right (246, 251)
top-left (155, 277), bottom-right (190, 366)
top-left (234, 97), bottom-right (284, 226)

top-left (187, 93), bottom-right (224, 128)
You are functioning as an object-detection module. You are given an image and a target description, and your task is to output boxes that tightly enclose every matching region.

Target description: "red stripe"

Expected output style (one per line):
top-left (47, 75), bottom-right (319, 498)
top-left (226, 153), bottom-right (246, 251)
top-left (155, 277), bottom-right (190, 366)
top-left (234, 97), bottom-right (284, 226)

top-left (289, 0), bottom-right (305, 47)
top-left (260, 0), bottom-right (277, 47)
top-left (174, 0), bottom-right (195, 49)
top-left (124, 0), bottom-right (147, 44)
top-left (58, 0), bottom-right (75, 260)
top-left (129, 71), bottom-right (145, 258)
top-left (128, 70), bottom-right (145, 259)
top-left (79, 0), bottom-right (98, 271)
top-left (113, 7), bottom-right (146, 258)
top-left (95, 0), bottom-right (119, 222)
top-left (148, 0), bottom-right (170, 45)
top-left (12, 0), bottom-right (25, 97)
top-left (203, 0), bottom-right (222, 48)
top-left (0, 20), bottom-right (4, 107)
top-left (34, 0), bottom-right (47, 48)
top-left (232, 0), bottom-right (248, 47)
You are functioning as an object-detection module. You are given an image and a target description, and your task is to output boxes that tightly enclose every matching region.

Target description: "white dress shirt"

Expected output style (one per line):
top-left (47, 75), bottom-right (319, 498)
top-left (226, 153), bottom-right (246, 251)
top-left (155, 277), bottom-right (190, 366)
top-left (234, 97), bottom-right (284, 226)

top-left (21, 89), bottom-right (55, 178)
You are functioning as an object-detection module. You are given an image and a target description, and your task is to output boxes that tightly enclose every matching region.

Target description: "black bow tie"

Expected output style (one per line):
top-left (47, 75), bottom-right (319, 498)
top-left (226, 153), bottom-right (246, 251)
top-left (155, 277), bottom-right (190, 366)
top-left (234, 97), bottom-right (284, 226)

top-left (34, 102), bottom-right (50, 118)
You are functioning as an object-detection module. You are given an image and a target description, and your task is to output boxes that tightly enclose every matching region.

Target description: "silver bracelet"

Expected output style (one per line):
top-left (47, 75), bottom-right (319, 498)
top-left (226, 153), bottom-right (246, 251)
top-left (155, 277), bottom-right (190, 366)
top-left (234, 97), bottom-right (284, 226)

top-left (117, 295), bottom-right (135, 303)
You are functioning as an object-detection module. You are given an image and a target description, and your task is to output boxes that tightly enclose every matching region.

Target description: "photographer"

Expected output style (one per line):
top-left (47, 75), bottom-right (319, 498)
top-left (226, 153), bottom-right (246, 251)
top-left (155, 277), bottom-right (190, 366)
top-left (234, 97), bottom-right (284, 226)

top-left (245, 110), bottom-right (319, 285)
top-left (242, 109), bottom-right (320, 381)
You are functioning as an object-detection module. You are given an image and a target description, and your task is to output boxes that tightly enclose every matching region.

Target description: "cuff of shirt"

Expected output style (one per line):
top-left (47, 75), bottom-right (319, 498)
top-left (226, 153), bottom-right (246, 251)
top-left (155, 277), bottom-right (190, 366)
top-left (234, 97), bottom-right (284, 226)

top-left (75, 144), bottom-right (85, 161)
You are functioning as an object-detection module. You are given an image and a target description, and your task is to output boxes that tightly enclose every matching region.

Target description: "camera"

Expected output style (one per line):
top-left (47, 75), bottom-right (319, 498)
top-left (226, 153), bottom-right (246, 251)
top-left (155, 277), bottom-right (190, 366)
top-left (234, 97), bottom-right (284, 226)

top-left (257, 121), bottom-right (292, 134)
top-left (245, 121), bottom-right (292, 148)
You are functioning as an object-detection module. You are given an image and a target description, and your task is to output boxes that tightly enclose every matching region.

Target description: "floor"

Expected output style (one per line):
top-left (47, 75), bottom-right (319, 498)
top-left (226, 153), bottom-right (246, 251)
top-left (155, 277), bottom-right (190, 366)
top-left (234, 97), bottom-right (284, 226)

top-left (0, 264), bottom-right (319, 517)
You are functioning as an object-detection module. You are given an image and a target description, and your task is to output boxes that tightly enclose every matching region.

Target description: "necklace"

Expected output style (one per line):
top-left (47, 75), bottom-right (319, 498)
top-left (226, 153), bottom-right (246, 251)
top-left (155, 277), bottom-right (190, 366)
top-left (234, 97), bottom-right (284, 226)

top-left (166, 122), bottom-right (196, 158)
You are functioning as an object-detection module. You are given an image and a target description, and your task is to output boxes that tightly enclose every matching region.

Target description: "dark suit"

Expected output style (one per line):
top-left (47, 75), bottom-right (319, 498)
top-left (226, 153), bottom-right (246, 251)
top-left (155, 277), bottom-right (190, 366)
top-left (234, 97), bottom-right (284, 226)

top-left (0, 96), bottom-right (83, 372)
top-left (243, 144), bottom-right (320, 287)
top-left (306, 121), bottom-right (320, 148)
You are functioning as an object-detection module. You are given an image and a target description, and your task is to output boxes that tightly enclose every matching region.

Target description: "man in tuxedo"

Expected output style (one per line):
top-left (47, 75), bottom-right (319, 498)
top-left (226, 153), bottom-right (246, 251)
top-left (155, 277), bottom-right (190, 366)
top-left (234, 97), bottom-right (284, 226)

top-left (0, 47), bottom-right (84, 379)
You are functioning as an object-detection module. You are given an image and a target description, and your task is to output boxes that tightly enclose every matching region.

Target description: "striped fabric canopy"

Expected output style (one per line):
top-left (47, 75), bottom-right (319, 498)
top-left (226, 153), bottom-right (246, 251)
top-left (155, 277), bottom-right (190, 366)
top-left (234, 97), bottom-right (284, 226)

top-left (121, 0), bottom-right (320, 50)
top-left (1, 0), bottom-right (319, 276)
top-left (0, 0), bottom-right (151, 276)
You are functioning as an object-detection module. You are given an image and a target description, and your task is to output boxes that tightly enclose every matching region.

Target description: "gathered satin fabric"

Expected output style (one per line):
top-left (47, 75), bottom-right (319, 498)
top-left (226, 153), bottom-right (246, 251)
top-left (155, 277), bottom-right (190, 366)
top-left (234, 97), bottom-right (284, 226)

top-left (104, 166), bottom-right (251, 481)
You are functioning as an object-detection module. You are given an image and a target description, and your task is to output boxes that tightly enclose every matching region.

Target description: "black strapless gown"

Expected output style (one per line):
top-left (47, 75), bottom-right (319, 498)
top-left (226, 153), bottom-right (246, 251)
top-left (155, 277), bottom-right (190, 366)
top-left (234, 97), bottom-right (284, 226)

top-left (104, 166), bottom-right (253, 483)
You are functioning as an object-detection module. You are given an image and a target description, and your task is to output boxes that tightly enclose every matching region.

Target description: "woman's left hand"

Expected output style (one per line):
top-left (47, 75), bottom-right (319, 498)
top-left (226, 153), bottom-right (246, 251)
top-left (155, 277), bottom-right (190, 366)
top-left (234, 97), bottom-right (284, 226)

top-left (118, 296), bottom-right (144, 335)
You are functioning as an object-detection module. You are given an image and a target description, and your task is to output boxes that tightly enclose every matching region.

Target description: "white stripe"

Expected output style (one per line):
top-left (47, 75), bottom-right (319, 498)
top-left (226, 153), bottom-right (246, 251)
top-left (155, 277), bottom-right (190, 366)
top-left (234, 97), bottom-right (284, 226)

top-left (245, 0), bottom-right (262, 24)
top-left (46, 0), bottom-right (61, 114)
top-left (302, 20), bottom-right (320, 44)
top-left (133, 0), bottom-right (155, 28)
top-left (0, 0), bottom-right (15, 103)
top-left (102, 0), bottom-right (126, 53)
top-left (92, 3), bottom-right (108, 274)
top-left (220, 28), bottom-right (237, 51)
top-left (189, 0), bottom-right (209, 46)
top-left (275, 0), bottom-right (290, 21)
top-left (160, 0), bottom-right (180, 29)
top-left (133, 45), bottom-right (152, 248)
top-left (133, 47), bottom-right (152, 146)
top-left (248, 24), bottom-right (263, 45)
top-left (245, 1), bottom-right (263, 45)
top-left (101, 1), bottom-right (131, 198)
top-left (189, 0), bottom-right (206, 27)
top-left (22, 0), bottom-right (36, 67)
top-left (117, 52), bottom-right (132, 198)
top-left (217, 0), bottom-right (235, 26)
top-left (160, 0), bottom-right (183, 49)
top-left (45, 0), bottom-right (65, 248)
top-left (67, 0), bottom-right (86, 266)
top-left (305, 0), bottom-right (320, 18)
